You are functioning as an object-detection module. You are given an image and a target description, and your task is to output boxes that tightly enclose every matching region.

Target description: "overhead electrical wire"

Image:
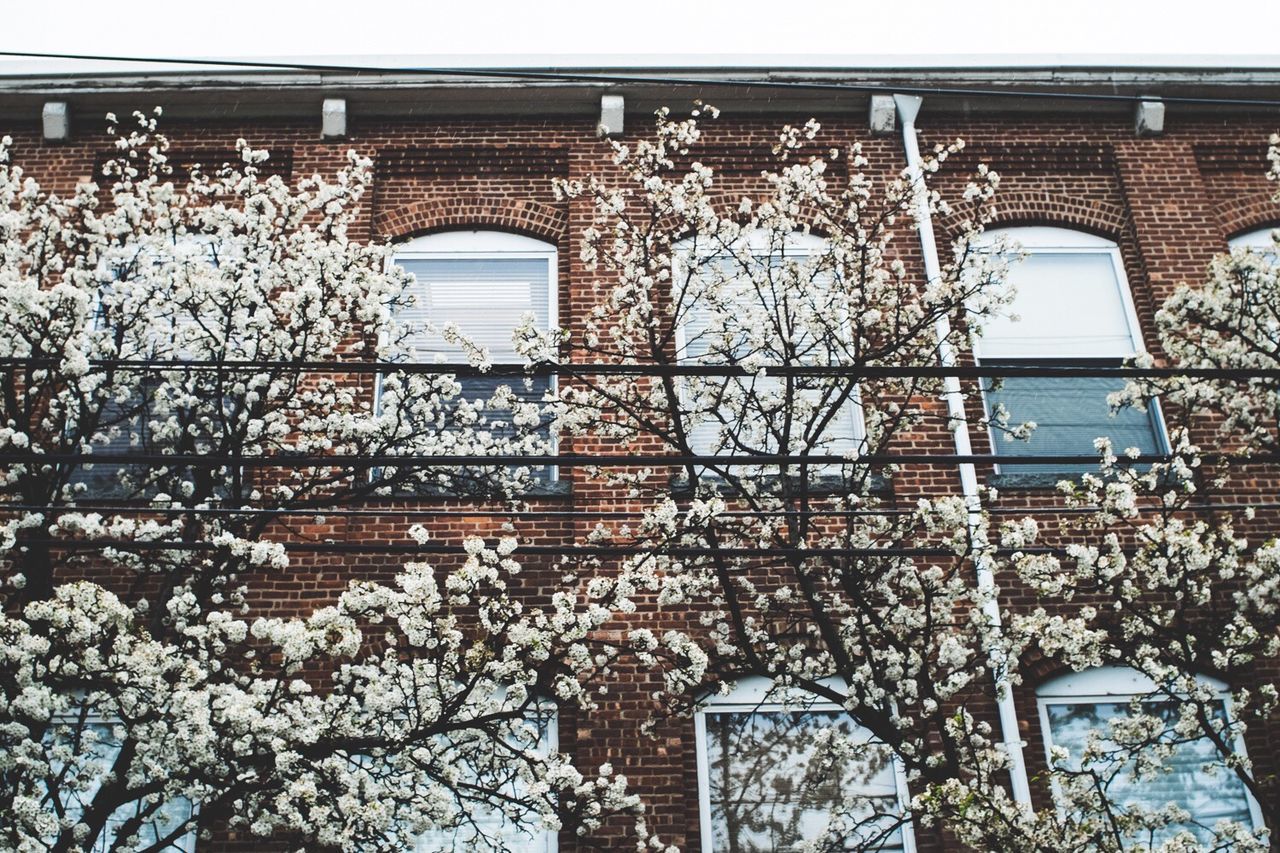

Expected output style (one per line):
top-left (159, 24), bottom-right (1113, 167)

top-left (5, 537), bottom-right (1140, 560)
top-left (0, 451), bottom-right (1259, 467)
top-left (1, 501), bottom-right (1276, 520)
top-left (2, 358), bottom-right (1278, 381)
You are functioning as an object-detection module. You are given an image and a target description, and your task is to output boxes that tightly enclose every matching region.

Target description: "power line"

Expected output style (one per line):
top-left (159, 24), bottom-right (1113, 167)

top-left (3, 50), bottom-right (1280, 109)
top-left (2, 500), bottom-right (1276, 520)
top-left (0, 450), bottom-right (1252, 467)
top-left (3, 357), bottom-right (1279, 380)
top-left (8, 537), bottom-right (1111, 560)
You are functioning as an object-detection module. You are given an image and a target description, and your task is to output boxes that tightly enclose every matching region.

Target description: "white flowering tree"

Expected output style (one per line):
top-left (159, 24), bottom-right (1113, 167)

top-left (1000, 137), bottom-right (1280, 848)
top-left (0, 112), bottom-right (644, 852)
top-left (2, 103), bottom-right (1276, 853)
top-left (537, 108), bottom-right (1278, 851)
top-left (539, 108), bottom-right (1031, 850)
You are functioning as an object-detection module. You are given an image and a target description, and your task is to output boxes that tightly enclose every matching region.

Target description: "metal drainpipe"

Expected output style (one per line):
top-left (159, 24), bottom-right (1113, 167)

top-left (892, 93), bottom-right (1034, 807)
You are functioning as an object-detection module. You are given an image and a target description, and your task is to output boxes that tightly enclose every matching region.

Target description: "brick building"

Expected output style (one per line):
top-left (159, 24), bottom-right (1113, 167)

top-left (1, 59), bottom-right (1278, 851)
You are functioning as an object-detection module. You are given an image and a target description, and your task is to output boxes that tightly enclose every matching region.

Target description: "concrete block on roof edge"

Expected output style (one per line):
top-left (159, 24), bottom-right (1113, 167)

top-left (598, 94), bottom-right (624, 137)
top-left (1135, 99), bottom-right (1165, 136)
top-left (868, 95), bottom-right (896, 135)
top-left (42, 101), bottom-right (69, 141)
top-left (321, 98), bottom-right (347, 139)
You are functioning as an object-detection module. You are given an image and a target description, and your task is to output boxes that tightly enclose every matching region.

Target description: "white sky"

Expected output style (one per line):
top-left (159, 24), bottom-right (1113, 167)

top-left (0, 0), bottom-right (1278, 67)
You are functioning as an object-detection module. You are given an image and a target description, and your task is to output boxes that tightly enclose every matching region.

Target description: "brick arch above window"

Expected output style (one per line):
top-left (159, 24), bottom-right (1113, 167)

top-left (980, 190), bottom-right (1129, 242)
top-left (1216, 193), bottom-right (1280, 243)
top-left (375, 195), bottom-right (567, 244)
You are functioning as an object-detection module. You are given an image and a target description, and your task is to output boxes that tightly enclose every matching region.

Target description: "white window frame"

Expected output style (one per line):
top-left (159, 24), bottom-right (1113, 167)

top-left (671, 231), bottom-right (868, 470)
top-left (1036, 666), bottom-right (1266, 834)
top-left (972, 226), bottom-right (1170, 474)
top-left (383, 230), bottom-right (560, 483)
top-left (693, 677), bottom-right (916, 853)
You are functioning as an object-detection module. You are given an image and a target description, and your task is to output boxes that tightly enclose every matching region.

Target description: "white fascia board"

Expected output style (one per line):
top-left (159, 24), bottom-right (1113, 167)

top-left (2, 59), bottom-right (1280, 121)
top-left (5, 53), bottom-right (1280, 76)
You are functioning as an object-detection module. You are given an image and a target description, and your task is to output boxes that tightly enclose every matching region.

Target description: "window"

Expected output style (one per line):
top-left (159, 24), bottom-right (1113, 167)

top-left (346, 701), bottom-right (558, 851)
top-left (383, 230), bottom-right (557, 487)
top-left (44, 710), bottom-right (197, 851)
top-left (71, 236), bottom-right (233, 500)
top-left (1037, 667), bottom-right (1263, 845)
top-left (1229, 226), bottom-right (1279, 262)
top-left (974, 227), bottom-right (1168, 477)
top-left (410, 706), bottom-right (558, 852)
top-left (694, 678), bottom-right (915, 852)
top-left (673, 232), bottom-right (865, 480)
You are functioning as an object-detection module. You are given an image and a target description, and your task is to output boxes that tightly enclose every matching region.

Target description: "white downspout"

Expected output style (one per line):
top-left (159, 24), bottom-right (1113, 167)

top-left (892, 93), bottom-right (1033, 808)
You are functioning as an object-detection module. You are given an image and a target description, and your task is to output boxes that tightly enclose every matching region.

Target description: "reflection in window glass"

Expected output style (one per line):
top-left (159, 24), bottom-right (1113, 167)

top-left (410, 708), bottom-right (557, 852)
top-left (703, 709), bottom-right (905, 852)
top-left (45, 717), bottom-right (196, 852)
top-left (1044, 699), bottom-right (1254, 844)
top-left (982, 367), bottom-right (1166, 474)
top-left (676, 249), bottom-right (863, 476)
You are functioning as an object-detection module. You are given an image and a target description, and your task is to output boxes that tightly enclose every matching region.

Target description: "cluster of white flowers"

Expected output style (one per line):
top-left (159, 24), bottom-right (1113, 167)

top-left (0, 113), bottom-right (649, 852)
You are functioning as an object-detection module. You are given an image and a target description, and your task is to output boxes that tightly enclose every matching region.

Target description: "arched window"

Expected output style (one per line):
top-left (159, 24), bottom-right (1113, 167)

top-left (694, 678), bottom-right (915, 852)
top-left (391, 230), bottom-right (557, 366)
top-left (1036, 667), bottom-right (1263, 843)
top-left (974, 227), bottom-right (1168, 479)
top-left (673, 231), bottom-right (866, 477)
top-left (1229, 225), bottom-right (1279, 260)
top-left (386, 230), bottom-right (558, 484)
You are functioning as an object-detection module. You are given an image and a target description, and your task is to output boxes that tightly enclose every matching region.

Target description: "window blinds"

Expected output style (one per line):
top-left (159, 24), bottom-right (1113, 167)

top-left (979, 252), bottom-right (1137, 359)
top-left (396, 257), bottom-right (551, 362)
top-left (979, 245), bottom-right (1164, 473)
top-left (676, 255), bottom-right (863, 471)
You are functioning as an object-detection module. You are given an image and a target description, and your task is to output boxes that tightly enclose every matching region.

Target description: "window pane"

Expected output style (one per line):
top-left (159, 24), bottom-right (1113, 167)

top-left (46, 719), bottom-right (197, 852)
top-left (412, 710), bottom-right (556, 852)
top-left (397, 257), bottom-right (551, 362)
top-left (67, 381), bottom-right (155, 499)
top-left (984, 370), bottom-right (1163, 474)
top-left (385, 255), bottom-right (555, 488)
top-left (703, 710), bottom-right (905, 852)
top-left (677, 253), bottom-right (863, 474)
top-left (1046, 700), bottom-right (1254, 843)
top-left (981, 252), bottom-right (1136, 359)
top-left (78, 240), bottom-right (240, 500)
top-left (68, 378), bottom-right (240, 501)
top-left (1228, 227), bottom-right (1278, 258)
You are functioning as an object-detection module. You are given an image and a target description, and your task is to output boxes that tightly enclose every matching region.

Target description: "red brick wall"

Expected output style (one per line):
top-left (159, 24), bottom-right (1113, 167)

top-left (6, 105), bottom-right (1279, 850)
